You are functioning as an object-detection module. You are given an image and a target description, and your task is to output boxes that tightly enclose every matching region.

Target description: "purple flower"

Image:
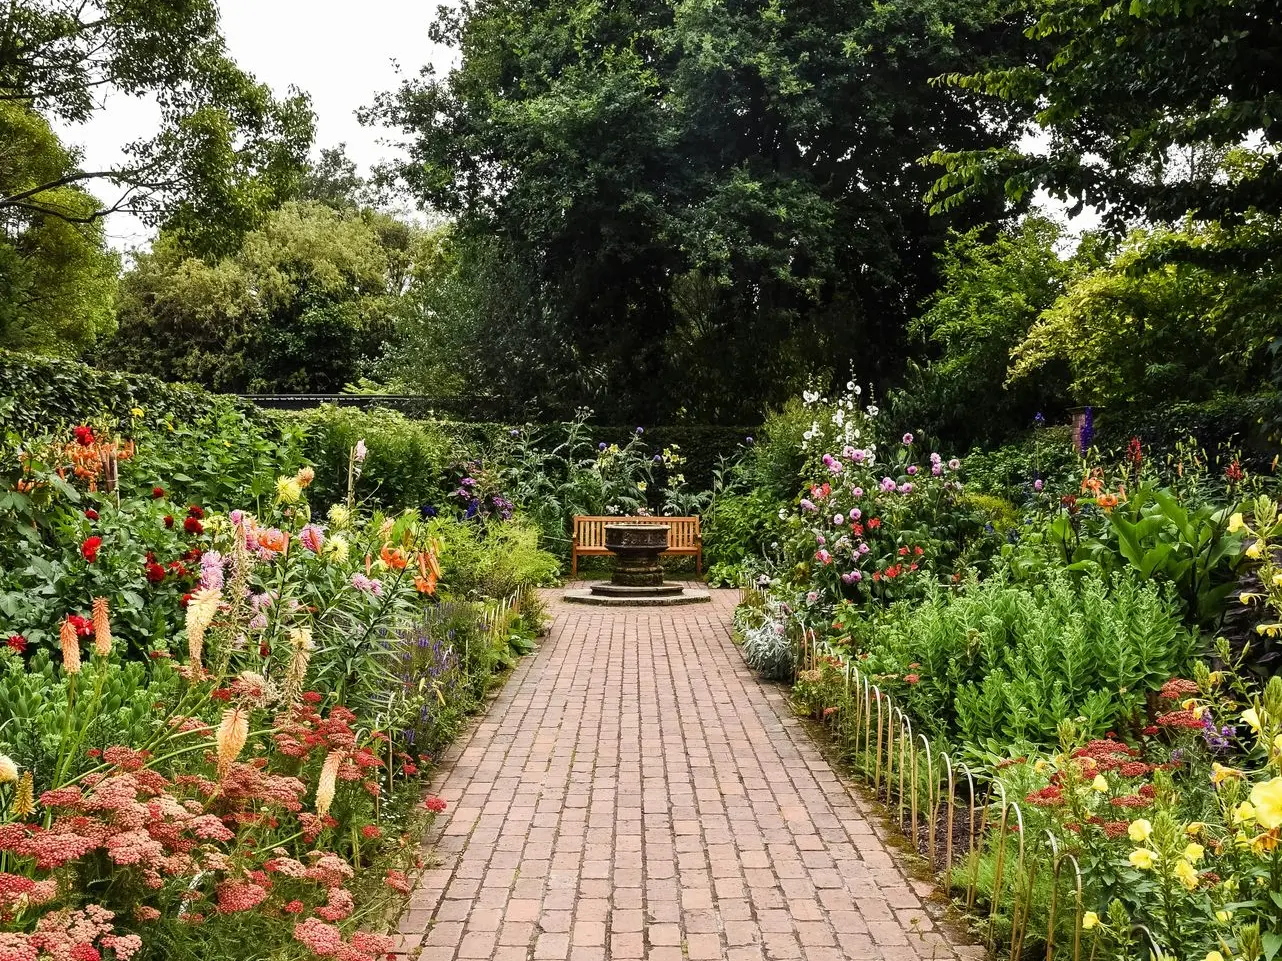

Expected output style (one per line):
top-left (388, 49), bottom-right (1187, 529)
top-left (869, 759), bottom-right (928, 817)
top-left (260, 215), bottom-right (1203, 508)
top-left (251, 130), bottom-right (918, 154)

top-left (907, 465), bottom-right (918, 476)
top-left (744, 436), bottom-right (755, 445)
top-left (599, 442), bottom-right (608, 451)
top-left (199, 550), bottom-right (225, 591)
top-left (858, 543), bottom-right (870, 555)
top-left (800, 498), bottom-right (817, 512)
top-left (635, 426), bottom-right (644, 435)
top-left (930, 452), bottom-right (942, 465)
top-left (1034, 479), bottom-right (1044, 492)
top-left (805, 591), bottom-right (820, 604)
top-left (902, 432), bottom-right (914, 445)
top-left (850, 508), bottom-right (862, 521)
top-left (931, 465), bottom-right (942, 476)
top-left (509, 428), bottom-right (521, 437)
top-left (898, 483), bottom-right (914, 494)
top-left (852, 487), bottom-right (863, 498)
top-left (880, 477), bottom-right (896, 493)
top-left (841, 570), bottom-right (863, 584)
top-left (1079, 407), bottom-right (1094, 454)
top-left (833, 513), bottom-right (844, 525)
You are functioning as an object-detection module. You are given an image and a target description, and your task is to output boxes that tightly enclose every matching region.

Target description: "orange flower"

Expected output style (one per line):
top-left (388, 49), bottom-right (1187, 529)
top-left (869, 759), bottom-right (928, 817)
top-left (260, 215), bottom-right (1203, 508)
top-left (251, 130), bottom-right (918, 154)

top-left (60, 619), bottom-right (81, 675)
top-left (258, 529), bottom-right (288, 554)
top-left (414, 574), bottom-right (437, 595)
top-left (92, 597), bottom-right (111, 657)
top-left (380, 545), bottom-right (407, 570)
top-left (1081, 474), bottom-right (1103, 496)
top-left (1098, 493), bottom-right (1119, 512)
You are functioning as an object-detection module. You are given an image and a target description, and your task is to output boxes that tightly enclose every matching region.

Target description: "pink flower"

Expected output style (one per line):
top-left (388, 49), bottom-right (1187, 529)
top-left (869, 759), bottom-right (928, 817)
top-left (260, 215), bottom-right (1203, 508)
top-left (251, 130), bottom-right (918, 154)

top-left (904, 674), bottom-right (920, 685)
top-left (902, 433), bottom-right (914, 445)
top-left (299, 525), bottom-right (325, 554)
top-left (294, 918), bottom-right (343, 955)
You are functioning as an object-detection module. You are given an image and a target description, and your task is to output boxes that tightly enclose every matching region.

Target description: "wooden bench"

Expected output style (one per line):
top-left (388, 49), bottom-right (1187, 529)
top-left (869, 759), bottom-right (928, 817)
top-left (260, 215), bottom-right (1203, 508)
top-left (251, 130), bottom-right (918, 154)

top-left (571, 516), bottom-right (702, 576)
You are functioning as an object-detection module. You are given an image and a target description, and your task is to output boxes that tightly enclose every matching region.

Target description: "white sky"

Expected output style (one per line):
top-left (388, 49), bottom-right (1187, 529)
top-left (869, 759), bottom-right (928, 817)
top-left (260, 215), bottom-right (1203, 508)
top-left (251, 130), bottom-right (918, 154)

top-left (57, 1), bottom-right (1095, 252)
top-left (56, 0), bottom-right (459, 250)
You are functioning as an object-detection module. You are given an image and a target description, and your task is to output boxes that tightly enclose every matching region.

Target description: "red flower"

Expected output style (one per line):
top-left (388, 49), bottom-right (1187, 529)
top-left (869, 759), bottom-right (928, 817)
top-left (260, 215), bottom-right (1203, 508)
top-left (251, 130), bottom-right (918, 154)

top-left (180, 593), bottom-right (193, 607)
top-left (903, 674), bottom-right (920, 685)
top-left (210, 688), bottom-right (232, 702)
top-left (283, 900), bottom-right (305, 915)
top-left (6, 635), bottom-right (26, 654)
top-left (898, 546), bottom-right (910, 556)
top-left (84, 509), bottom-right (99, 521)
top-left (152, 487), bottom-right (165, 499)
top-left (302, 691), bottom-right (323, 704)
top-left (184, 517), bottom-right (203, 535)
top-left (424, 796), bottom-right (447, 814)
top-left (1141, 725), bottom-right (1159, 736)
top-left (69, 945), bottom-right (100, 961)
top-left (361, 825), bottom-right (382, 839)
top-left (81, 536), bottom-right (102, 562)
top-left (402, 763), bottom-right (418, 776)
top-left (145, 562), bottom-right (166, 584)
top-left (187, 504), bottom-right (205, 519)
top-left (73, 425), bottom-right (95, 446)
top-left (164, 515), bottom-right (174, 529)
top-left (914, 546), bottom-right (924, 556)
top-left (67, 614), bottom-right (92, 636)
top-left (867, 518), bottom-right (881, 530)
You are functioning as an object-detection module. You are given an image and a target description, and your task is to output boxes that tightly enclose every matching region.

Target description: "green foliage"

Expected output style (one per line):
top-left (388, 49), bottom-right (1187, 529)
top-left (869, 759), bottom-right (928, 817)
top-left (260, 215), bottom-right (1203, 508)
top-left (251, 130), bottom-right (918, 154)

top-left (959, 426), bottom-right (1082, 499)
top-left (703, 488), bottom-right (786, 574)
top-left (1009, 220), bottom-right (1282, 408)
top-left (928, 0), bottom-right (1282, 229)
top-left (426, 518), bottom-right (560, 600)
top-left (369, 0), bottom-right (1027, 422)
top-left (106, 202), bottom-right (417, 393)
top-left (293, 405), bottom-right (456, 513)
top-left (893, 217), bottom-right (1083, 448)
top-left (0, 103), bottom-right (119, 355)
top-left (1, 0), bottom-right (315, 257)
top-left (866, 572), bottom-right (1197, 748)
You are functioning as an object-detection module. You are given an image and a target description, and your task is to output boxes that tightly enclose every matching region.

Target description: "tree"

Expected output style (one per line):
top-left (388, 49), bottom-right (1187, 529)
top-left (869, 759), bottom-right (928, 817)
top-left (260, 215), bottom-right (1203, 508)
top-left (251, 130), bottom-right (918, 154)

top-left (0, 0), bottom-right (315, 257)
top-left (105, 202), bottom-right (422, 392)
top-left (369, 0), bottom-right (1028, 422)
top-left (892, 216), bottom-right (1088, 447)
top-left (0, 102), bottom-right (118, 355)
top-left (1009, 217), bottom-right (1282, 407)
top-left (927, 0), bottom-right (1282, 229)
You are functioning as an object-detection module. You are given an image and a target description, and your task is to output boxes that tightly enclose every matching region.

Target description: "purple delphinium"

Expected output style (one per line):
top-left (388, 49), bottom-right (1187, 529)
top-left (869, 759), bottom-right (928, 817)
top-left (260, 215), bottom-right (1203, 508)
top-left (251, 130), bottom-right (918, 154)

top-left (1079, 406), bottom-right (1095, 453)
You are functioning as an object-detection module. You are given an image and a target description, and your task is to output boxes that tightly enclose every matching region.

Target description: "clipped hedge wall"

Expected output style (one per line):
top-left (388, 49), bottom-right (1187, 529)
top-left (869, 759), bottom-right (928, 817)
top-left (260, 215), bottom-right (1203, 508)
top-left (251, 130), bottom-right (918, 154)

top-left (1096, 393), bottom-right (1282, 472)
top-left (0, 350), bottom-right (277, 435)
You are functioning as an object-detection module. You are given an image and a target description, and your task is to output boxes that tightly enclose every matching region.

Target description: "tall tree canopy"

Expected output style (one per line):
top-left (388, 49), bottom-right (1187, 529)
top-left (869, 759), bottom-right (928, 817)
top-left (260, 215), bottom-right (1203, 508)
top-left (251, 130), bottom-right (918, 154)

top-left (927, 0), bottom-right (1282, 228)
top-left (369, 0), bottom-right (1028, 423)
top-left (0, 0), bottom-right (315, 258)
top-left (0, 101), bottom-right (118, 355)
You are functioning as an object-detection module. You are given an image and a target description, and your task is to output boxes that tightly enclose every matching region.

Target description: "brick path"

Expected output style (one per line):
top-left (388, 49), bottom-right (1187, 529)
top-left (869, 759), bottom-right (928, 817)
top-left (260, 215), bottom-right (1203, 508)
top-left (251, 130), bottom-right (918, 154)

top-left (397, 587), bottom-right (972, 960)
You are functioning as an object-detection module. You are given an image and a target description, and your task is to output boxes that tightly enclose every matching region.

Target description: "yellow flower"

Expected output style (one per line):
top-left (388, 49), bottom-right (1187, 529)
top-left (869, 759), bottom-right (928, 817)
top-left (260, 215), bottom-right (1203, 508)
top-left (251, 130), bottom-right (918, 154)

top-left (130, 406), bottom-right (144, 418)
top-left (1182, 697), bottom-right (1200, 711)
top-left (295, 466), bottom-right (315, 489)
top-left (1186, 821), bottom-right (1204, 836)
top-left (1274, 733), bottom-right (1282, 756)
top-left (1182, 842), bottom-right (1205, 863)
top-left (327, 504), bottom-right (352, 530)
top-left (1081, 910), bottom-right (1099, 930)
top-left (275, 476), bottom-right (302, 504)
top-left (0, 755), bottom-right (18, 784)
top-left (1212, 762), bottom-right (1245, 785)
top-left (1034, 758), bottom-right (1049, 773)
top-left (636, 481), bottom-right (647, 492)
top-left (1128, 819), bottom-right (1152, 843)
top-left (1174, 858), bottom-right (1199, 891)
top-left (1233, 801), bottom-right (1256, 825)
top-left (1215, 910), bottom-right (1233, 923)
top-left (1228, 513), bottom-right (1245, 533)
top-left (1274, 572), bottom-right (1282, 587)
top-left (1206, 952), bottom-right (1225, 961)
top-left (1091, 774), bottom-right (1108, 792)
top-left (1249, 777), bottom-right (1282, 829)
top-left (12, 771), bottom-right (33, 819)
top-left (1129, 848), bottom-right (1156, 870)
top-left (1242, 707), bottom-right (1262, 733)
top-left (1247, 541), bottom-right (1264, 559)
top-left (324, 534), bottom-right (349, 564)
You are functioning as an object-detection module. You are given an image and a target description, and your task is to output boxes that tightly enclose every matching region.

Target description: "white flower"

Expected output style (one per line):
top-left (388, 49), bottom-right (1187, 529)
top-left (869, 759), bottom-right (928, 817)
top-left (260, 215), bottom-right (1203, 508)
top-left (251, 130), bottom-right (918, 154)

top-left (803, 390), bottom-right (819, 404)
top-left (853, 384), bottom-right (862, 395)
top-left (867, 405), bottom-right (879, 417)
top-left (0, 755), bottom-right (18, 783)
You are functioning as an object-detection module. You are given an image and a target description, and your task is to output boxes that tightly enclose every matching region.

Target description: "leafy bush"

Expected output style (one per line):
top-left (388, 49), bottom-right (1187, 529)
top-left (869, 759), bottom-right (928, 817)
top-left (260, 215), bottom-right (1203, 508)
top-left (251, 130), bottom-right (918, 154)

top-left (863, 571), bottom-right (1198, 749)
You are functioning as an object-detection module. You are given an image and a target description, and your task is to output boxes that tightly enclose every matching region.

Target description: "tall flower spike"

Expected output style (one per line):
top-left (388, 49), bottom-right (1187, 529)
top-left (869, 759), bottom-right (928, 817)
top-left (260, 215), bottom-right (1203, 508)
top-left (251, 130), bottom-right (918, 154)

top-left (60, 618), bottom-right (81, 675)
top-left (92, 596), bottom-right (111, 657)
top-left (315, 749), bottom-right (344, 818)
top-left (282, 627), bottom-right (315, 706)
top-left (216, 707), bottom-right (250, 777)
top-left (12, 771), bottom-right (34, 819)
top-left (185, 587), bottom-right (222, 669)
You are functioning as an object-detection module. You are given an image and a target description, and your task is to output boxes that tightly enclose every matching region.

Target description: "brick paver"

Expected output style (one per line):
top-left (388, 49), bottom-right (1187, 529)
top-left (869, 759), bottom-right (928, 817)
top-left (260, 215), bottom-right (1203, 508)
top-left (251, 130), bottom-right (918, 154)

top-left (398, 587), bottom-right (970, 960)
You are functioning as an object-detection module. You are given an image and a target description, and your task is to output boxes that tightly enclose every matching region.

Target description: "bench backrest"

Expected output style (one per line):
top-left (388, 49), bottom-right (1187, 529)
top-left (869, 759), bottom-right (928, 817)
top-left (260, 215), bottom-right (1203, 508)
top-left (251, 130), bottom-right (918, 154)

top-left (573, 515), bottom-right (700, 549)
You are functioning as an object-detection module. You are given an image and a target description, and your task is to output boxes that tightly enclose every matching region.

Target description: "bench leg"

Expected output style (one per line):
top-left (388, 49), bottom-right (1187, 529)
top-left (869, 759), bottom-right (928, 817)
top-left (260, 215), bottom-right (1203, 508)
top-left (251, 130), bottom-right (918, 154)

top-left (697, 547), bottom-right (703, 576)
top-left (571, 549), bottom-right (578, 578)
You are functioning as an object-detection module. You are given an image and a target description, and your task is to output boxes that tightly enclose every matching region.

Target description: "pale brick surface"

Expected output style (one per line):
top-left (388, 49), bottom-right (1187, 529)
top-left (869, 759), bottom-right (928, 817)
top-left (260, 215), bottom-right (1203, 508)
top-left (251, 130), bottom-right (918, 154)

top-left (399, 587), bottom-right (967, 960)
